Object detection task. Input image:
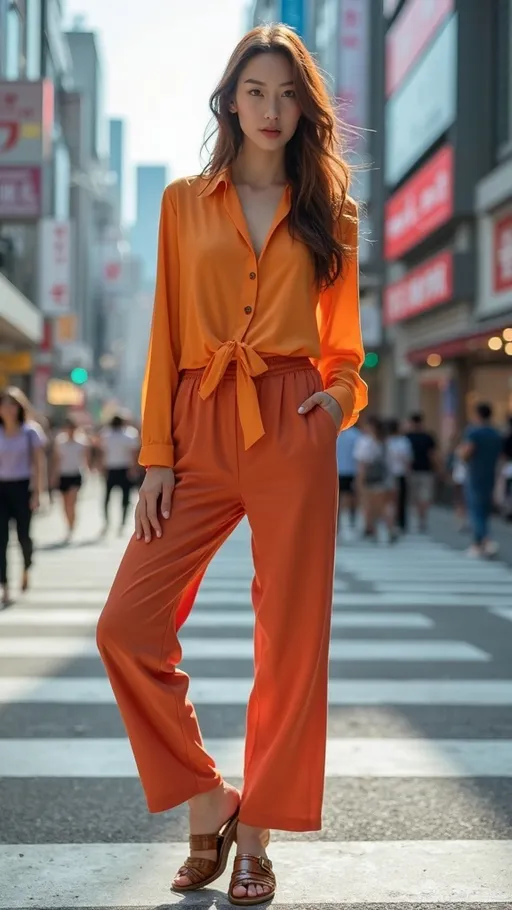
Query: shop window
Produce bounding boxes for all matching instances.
[25,0,41,79]
[5,1,23,79]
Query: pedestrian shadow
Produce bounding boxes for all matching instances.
[154,888,276,907]
[36,535,106,551]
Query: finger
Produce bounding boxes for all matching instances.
[138,496,152,543]
[146,495,162,537]
[160,483,173,519]
[298,392,322,414]
[135,504,143,540]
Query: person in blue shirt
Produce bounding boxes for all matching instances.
[336,424,362,534]
[457,402,503,558]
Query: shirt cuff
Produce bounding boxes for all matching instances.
[325,385,356,432]
[138,443,175,469]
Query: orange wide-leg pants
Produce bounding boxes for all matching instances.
[96,356,338,831]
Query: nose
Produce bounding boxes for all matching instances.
[264,98,280,122]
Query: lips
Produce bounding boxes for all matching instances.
[260,129,281,137]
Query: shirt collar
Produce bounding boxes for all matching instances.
[201,168,230,197]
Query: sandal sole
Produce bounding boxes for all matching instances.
[171,806,240,892]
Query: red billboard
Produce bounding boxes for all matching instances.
[384,251,453,325]
[0,166,41,218]
[384,145,453,261]
[493,212,512,294]
[386,0,454,96]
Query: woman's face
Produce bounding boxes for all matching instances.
[0,396,20,424]
[232,52,301,153]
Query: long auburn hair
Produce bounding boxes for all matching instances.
[202,24,353,289]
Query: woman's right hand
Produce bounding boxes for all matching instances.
[135,466,175,542]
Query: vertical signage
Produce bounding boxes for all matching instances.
[38,219,71,315]
[280,0,305,37]
[337,0,370,201]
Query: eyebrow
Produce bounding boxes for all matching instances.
[244,79,294,86]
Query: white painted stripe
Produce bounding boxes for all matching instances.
[1,841,511,906]
[0,637,488,661]
[376,582,512,594]
[0,608,433,630]
[1,738,511,778]
[491,607,512,622]
[13,591,512,607]
[1,677,511,706]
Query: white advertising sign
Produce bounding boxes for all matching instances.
[385,15,457,187]
[38,219,71,316]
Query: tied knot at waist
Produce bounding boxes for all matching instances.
[198,341,269,450]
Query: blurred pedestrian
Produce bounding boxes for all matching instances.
[336,423,361,536]
[97,23,368,907]
[385,418,413,534]
[457,402,503,558]
[0,389,45,605]
[52,417,91,542]
[407,412,438,532]
[501,416,512,522]
[99,414,140,535]
[448,444,468,531]
[355,417,393,541]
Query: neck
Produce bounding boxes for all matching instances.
[3,420,18,433]
[231,141,286,189]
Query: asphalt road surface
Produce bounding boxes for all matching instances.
[1,485,512,908]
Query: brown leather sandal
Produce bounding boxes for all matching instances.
[171,805,240,892]
[228,854,276,906]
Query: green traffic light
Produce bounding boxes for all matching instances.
[364,352,379,369]
[70,367,89,385]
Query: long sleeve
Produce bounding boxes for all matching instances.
[139,187,180,468]
[315,198,368,431]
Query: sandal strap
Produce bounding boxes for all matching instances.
[230,853,275,890]
[189,833,219,851]
[176,856,217,884]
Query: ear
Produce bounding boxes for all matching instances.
[229,100,237,113]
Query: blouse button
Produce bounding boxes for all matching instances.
[249,271,256,280]
[244,305,253,314]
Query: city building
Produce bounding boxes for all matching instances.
[380,0,512,444]
[0,0,74,399]
[108,118,125,225]
[130,165,168,287]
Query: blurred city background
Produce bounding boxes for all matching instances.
[1,0,511,445]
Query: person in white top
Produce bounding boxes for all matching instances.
[99,414,140,534]
[52,417,91,541]
[385,418,413,534]
[354,416,394,541]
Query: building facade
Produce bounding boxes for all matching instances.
[380,0,512,445]
[130,165,168,287]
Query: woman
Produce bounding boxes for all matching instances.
[355,417,392,541]
[52,417,91,541]
[99,414,140,535]
[0,389,45,605]
[97,25,367,906]
[385,418,413,535]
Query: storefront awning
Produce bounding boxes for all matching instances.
[407,315,512,363]
[0,272,42,345]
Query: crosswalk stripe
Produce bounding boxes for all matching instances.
[0,608,434,629]
[490,607,512,622]
[2,737,512,777]
[1,676,511,705]
[1,840,511,906]
[0,636,489,661]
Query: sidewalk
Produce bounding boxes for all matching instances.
[429,505,512,569]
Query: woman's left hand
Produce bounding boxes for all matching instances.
[30,491,40,512]
[298,391,343,430]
